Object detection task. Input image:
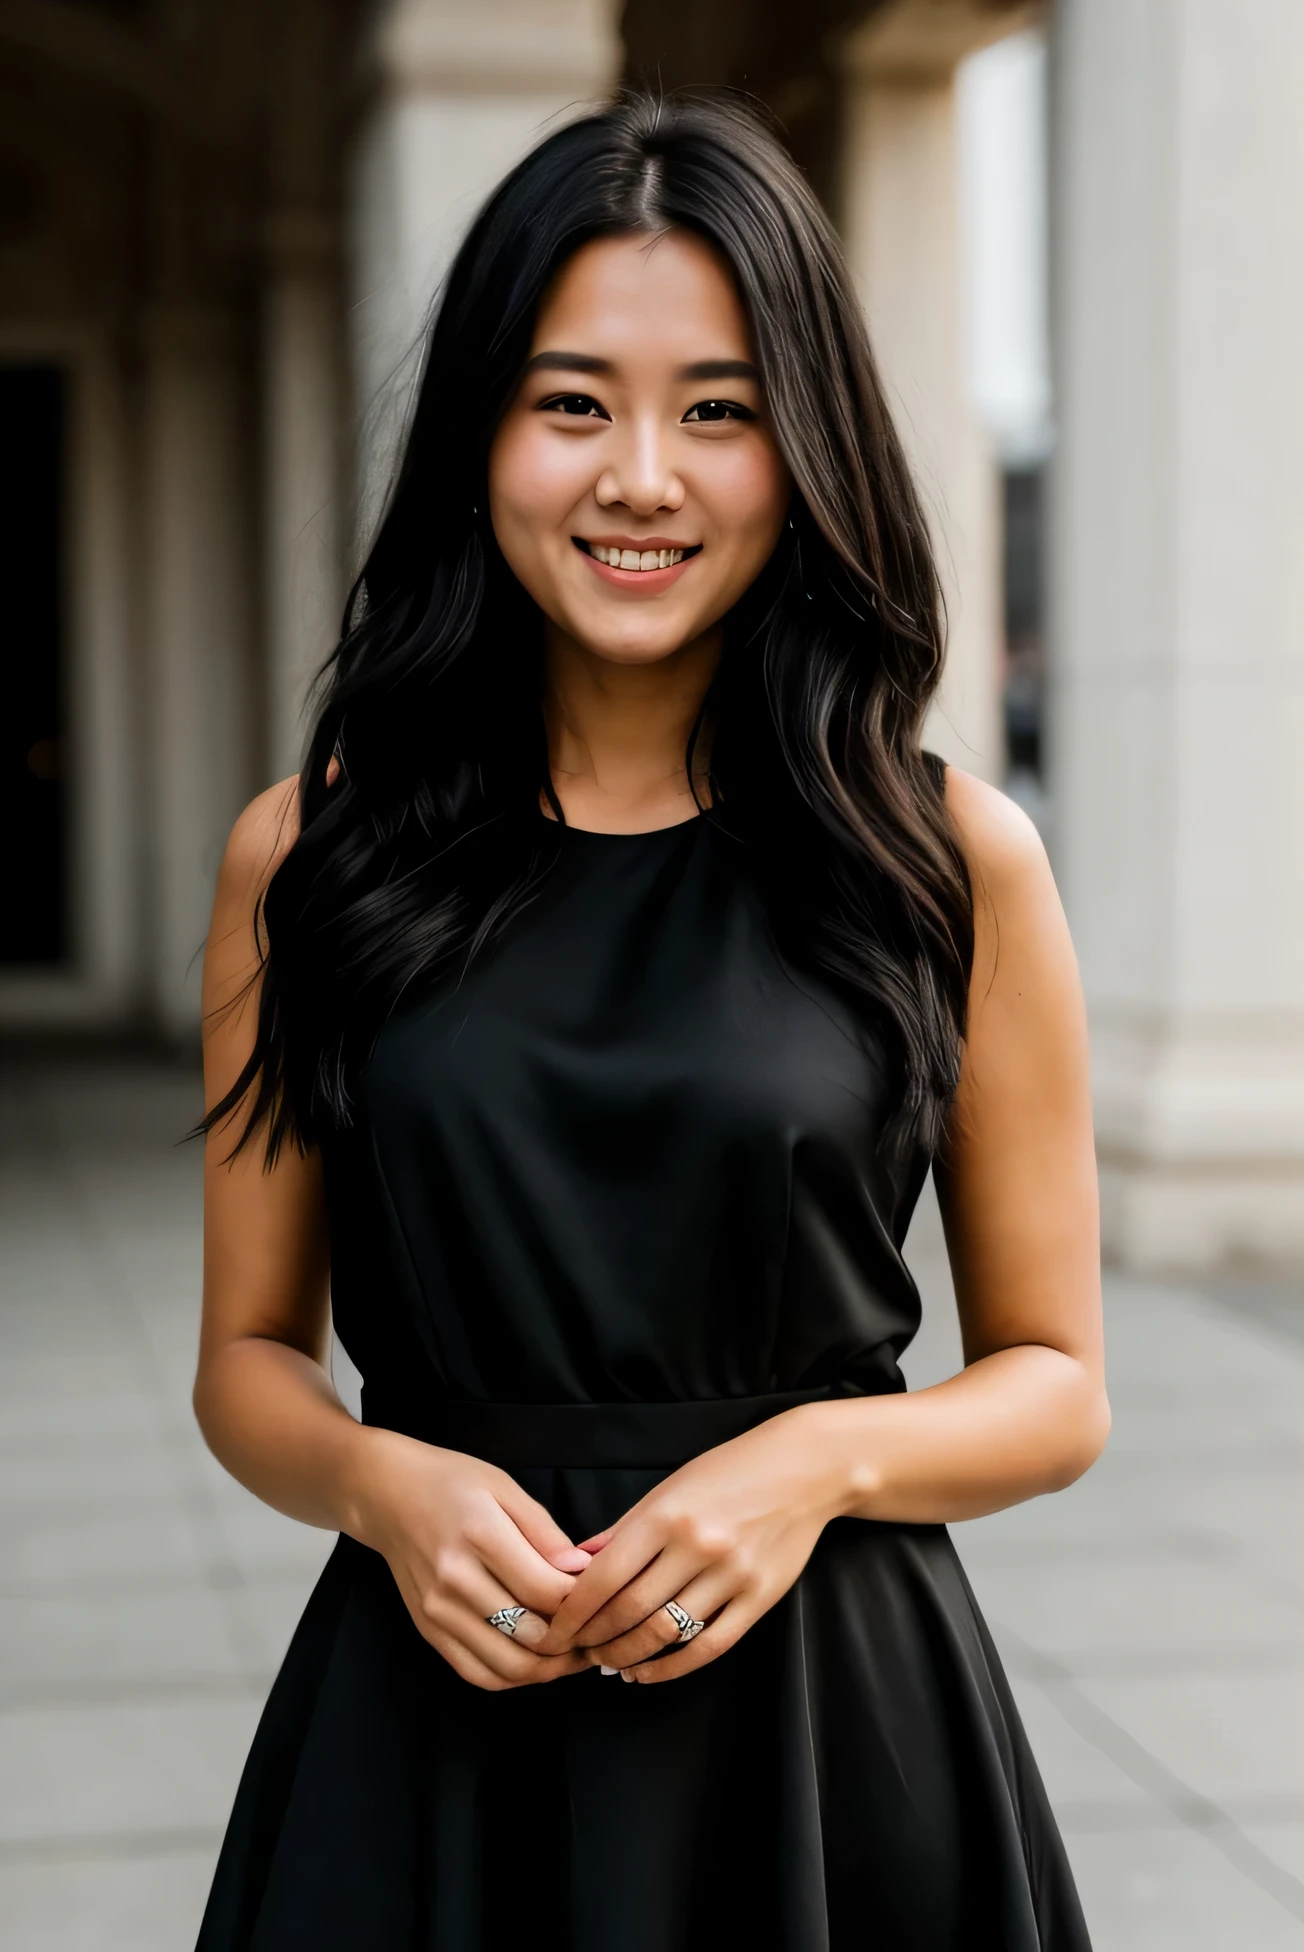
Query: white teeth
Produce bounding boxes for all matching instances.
[589,544,689,570]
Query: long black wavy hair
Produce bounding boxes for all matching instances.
[209,91,973,1163]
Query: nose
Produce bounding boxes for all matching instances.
[593,412,685,517]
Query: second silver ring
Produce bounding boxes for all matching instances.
[664,1599,706,1644]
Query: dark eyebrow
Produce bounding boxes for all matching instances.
[522,351,613,376]
[522,352,760,384]
[676,359,760,383]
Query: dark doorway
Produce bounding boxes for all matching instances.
[0,363,67,964]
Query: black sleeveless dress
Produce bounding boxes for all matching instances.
[197,801,1091,1951]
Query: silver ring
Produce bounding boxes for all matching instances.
[486,1605,528,1638]
[665,1600,705,1644]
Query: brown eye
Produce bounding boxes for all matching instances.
[539,393,609,419]
[683,399,755,423]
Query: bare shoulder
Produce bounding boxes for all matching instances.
[938,764,1076,1004]
[203,779,302,1017]
[216,777,302,910]
[941,764,1050,905]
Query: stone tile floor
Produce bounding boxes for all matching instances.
[2,1053,1303,1950]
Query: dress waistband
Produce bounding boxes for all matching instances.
[360,1383,853,1470]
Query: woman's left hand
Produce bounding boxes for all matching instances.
[533,1406,848,1683]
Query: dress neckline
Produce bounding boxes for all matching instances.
[537,802,716,840]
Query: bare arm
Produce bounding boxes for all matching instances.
[194,779,591,1691]
[816,762,1108,1522]
[194,778,362,1533]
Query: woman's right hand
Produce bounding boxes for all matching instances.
[350,1426,594,1691]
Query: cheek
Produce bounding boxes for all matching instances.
[490,422,590,543]
[698,444,789,554]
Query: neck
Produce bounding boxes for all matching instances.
[540,623,719,829]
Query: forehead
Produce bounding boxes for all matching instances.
[530,229,754,363]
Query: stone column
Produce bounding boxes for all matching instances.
[263,245,345,782]
[839,3,1036,783]
[142,307,254,1038]
[1051,0,1304,1268]
[263,0,347,783]
[347,0,622,521]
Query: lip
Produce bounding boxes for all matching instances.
[583,535,697,554]
[572,535,701,595]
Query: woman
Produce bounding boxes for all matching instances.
[194,92,1106,1951]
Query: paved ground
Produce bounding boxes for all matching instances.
[2,1053,1304,1951]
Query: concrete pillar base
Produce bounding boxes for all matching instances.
[1094,1016,1304,1272]
[1100,1169,1304,1276]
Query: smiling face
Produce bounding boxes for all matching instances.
[488,228,791,668]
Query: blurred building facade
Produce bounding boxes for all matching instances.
[2,0,1301,1272]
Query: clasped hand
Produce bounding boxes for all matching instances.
[539,1410,845,1683]
[358,1410,845,1692]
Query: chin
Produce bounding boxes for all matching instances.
[571,620,702,665]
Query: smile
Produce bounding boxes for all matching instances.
[574,539,702,573]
